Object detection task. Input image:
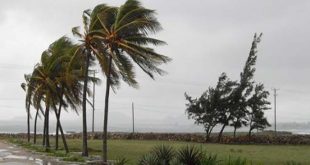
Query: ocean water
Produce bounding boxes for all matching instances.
[1,121,310,135]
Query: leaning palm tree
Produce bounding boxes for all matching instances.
[27,37,84,152]
[94,0,170,162]
[43,37,84,151]
[22,76,45,144]
[71,6,122,156]
[54,38,97,150]
[29,65,52,150]
[44,37,89,153]
[72,0,169,161]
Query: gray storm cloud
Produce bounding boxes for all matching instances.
[0,0,310,133]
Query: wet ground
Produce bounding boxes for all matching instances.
[0,140,70,165]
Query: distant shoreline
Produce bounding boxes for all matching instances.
[2,131,310,145]
[1,130,310,135]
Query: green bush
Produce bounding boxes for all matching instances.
[176,145,205,165]
[139,145,221,165]
[138,153,158,165]
[152,145,175,165]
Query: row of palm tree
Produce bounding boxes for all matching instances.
[22,0,170,163]
[22,37,89,153]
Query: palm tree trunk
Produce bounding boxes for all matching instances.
[34,110,38,144]
[103,55,113,163]
[55,120,59,149]
[53,105,69,153]
[42,114,46,146]
[27,109,30,142]
[81,50,91,157]
[55,103,62,150]
[44,106,50,150]
[58,118,69,153]
[40,107,45,146]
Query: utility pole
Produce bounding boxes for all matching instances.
[273,88,279,136]
[89,70,98,134]
[132,102,135,133]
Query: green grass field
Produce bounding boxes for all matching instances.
[12,138,310,165]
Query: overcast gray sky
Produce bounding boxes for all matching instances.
[1,0,310,133]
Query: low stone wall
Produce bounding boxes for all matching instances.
[2,132,310,145]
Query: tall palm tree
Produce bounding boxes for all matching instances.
[72,1,169,160]
[54,40,94,151]
[21,77,31,143]
[24,69,51,147]
[71,7,121,156]
[29,64,52,150]
[93,0,170,162]
[23,74,46,144]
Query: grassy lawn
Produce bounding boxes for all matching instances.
[10,138,310,164]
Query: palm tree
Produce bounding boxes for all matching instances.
[71,6,121,156]
[21,86,31,143]
[26,37,84,152]
[94,0,171,162]
[29,64,52,150]
[33,108,40,144]
[72,0,169,160]
[24,69,51,147]
[44,37,89,153]
[46,37,81,151]
[54,39,95,151]
[21,78,31,143]
[22,74,46,144]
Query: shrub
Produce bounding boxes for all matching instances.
[176,145,205,165]
[138,153,158,165]
[152,145,175,165]
[139,145,212,165]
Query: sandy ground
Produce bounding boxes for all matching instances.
[0,140,69,165]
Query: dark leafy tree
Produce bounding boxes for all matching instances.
[185,33,269,142]
[227,33,262,139]
[185,88,218,142]
[185,73,238,142]
[214,73,238,142]
[247,83,271,137]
